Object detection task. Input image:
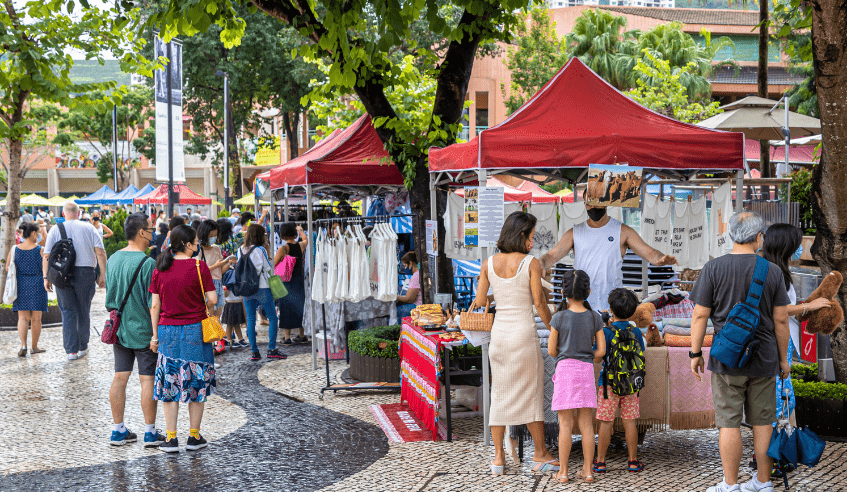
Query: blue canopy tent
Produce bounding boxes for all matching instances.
[75,185,118,205]
[119,183,155,205]
[108,184,139,205]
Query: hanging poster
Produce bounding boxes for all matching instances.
[463,187,479,247]
[585,164,643,208]
[478,187,505,247]
[425,220,438,256]
[154,35,185,183]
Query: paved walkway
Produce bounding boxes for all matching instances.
[0,289,843,491]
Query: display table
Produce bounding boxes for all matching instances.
[398,319,482,442]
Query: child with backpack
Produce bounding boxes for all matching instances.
[548,270,606,484]
[595,287,646,474]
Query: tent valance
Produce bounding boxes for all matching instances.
[429,58,745,175]
[76,185,118,205]
[133,184,211,205]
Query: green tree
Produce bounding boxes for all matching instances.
[145,0,533,299]
[565,8,638,89]
[53,86,152,190]
[0,102,66,188]
[626,51,723,123]
[103,208,129,256]
[500,7,568,115]
[0,1,148,292]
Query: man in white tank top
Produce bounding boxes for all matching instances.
[540,198,676,311]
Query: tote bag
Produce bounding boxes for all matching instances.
[3,246,17,305]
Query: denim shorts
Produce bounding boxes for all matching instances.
[213,279,224,309]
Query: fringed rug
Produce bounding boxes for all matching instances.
[369,403,452,443]
[668,346,716,429]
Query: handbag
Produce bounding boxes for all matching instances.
[196,260,225,343]
[3,246,17,305]
[268,274,288,300]
[102,256,150,344]
[460,299,494,332]
[275,255,296,282]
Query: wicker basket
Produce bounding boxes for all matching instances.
[460,300,494,332]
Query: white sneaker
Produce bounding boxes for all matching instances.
[79,348,89,358]
[707,482,740,492]
[68,353,79,360]
[740,473,774,492]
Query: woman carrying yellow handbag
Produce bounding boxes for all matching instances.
[149,225,218,453]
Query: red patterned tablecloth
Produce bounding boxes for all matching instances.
[398,319,448,441]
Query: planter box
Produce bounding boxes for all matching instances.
[0,305,61,329]
[795,396,847,438]
[349,350,400,383]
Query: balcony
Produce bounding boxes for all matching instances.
[475,125,489,136]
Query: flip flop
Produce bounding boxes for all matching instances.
[532,460,560,472]
[578,470,595,483]
[30,348,46,354]
[554,471,569,483]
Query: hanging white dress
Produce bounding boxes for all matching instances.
[557,202,588,266]
[527,202,558,259]
[325,237,339,303]
[311,230,327,304]
[640,193,673,255]
[444,192,475,261]
[709,182,733,258]
[335,232,350,301]
[671,200,690,269]
[684,196,709,270]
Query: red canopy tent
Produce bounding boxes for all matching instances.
[454,178,532,202]
[260,114,404,190]
[429,57,745,175]
[514,179,560,203]
[133,184,211,205]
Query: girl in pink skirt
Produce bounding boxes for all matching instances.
[548,270,606,483]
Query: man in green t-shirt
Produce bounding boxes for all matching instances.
[104,213,164,447]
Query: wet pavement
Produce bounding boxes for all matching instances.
[1,288,845,491]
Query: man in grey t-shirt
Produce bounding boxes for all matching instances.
[689,212,790,492]
[42,201,107,361]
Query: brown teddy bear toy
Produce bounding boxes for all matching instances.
[797,271,844,335]
[645,324,664,347]
[627,302,656,328]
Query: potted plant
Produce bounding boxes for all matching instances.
[792,378,847,437]
[348,325,402,383]
[0,299,61,328]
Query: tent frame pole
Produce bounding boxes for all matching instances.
[429,172,438,299]
[735,170,744,213]
[307,184,317,371]
[476,168,491,448]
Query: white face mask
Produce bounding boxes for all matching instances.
[208,237,217,245]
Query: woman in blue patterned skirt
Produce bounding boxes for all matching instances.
[6,223,47,357]
[274,223,308,344]
[149,225,217,453]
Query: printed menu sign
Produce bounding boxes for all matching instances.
[477,187,505,247]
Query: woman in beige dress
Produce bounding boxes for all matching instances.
[472,211,557,475]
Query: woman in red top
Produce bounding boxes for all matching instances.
[149,225,217,453]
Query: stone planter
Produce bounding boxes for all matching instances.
[795,396,847,438]
[0,304,62,329]
[349,350,400,383]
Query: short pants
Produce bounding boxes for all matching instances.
[213,279,225,309]
[711,372,776,428]
[114,341,157,376]
[596,387,640,421]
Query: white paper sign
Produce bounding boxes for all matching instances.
[425,220,437,256]
[477,187,505,247]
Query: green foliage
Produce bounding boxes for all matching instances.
[348,325,402,359]
[782,168,815,234]
[626,52,723,123]
[96,154,113,185]
[0,299,57,310]
[565,8,637,90]
[103,209,129,257]
[791,363,818,379]
[501,7,568,115]
[785,64,818,118]
[218,210,230,219]
[793,379,847,401]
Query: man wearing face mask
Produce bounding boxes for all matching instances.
[104,213,165,447]
[540,190,676,312]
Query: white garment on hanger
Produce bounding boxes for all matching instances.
[527,203,558,259]
[709,182,733,258]
[685,196,709,270]
[640,193,672,255]
[311,230,328,304]
[325,236,339,303]
[444,192,476,261]
[335,233,350,301]
[557,202,588,266]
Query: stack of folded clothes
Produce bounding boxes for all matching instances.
[658,317,714,347]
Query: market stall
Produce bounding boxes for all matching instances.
[132,183,212,206]
[427,57,747,444]
[75,185,118,205]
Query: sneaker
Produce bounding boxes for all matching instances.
[214,362,221,369]
[159,437,179,453]
[267,349,287,360]
[250,351,261,361]
[237,339,249,348]
[68,353,79,360]
[293,335,309,344]
[185,434,208,451]
[144,430,166,448]
[78,348,89,358]
[740,473,774,492]
[707,482,741,492]
[282,338,293,345]
[110,429,138,446]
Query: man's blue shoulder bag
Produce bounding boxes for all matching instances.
[711,256,770,368]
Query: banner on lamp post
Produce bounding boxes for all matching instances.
[154,36,185,183]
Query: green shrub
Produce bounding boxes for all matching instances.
[793,379,847,400]
[103,209,129,257]
[781,169,815,235]
[791,363,818,378]
[0,299,58,309]
[348,325,401,359]
[218,210,230,219]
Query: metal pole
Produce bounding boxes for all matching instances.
[476,168,490,447]
[735,169,744,213]
[223,74,230,210]
[307,184,317,370]
[784,95,790,179]
[639,173,649,300]
[112,105,118,191]
[166,42,174,218]
[429,173,437,298]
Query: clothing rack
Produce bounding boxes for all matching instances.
[311,213,417,399]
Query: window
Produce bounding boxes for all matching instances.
[475,91,489,136]
[183,120,191,140]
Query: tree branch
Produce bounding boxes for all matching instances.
[251,0,327,44]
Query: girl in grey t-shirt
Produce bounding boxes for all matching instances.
[547,270,606,483]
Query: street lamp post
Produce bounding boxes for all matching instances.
[215,70,230,210]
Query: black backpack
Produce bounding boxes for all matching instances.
[603,324,646,398]
[233,246,260,297]
[47,223,76,289]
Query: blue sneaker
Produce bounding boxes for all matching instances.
[144,430,166,448]
[110,429,138,446]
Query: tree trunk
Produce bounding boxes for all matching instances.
[758,0,771,198]
[282,111,299,160]
[0,131,24,297]
[809,0,847,384]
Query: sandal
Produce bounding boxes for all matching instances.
[628,460,644,473]
[577,470,595,483]
[18,347,27,357]
[593,460,606,474]
[30,348,46,354]
[531,460,559,472]
[554,471,569,483]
